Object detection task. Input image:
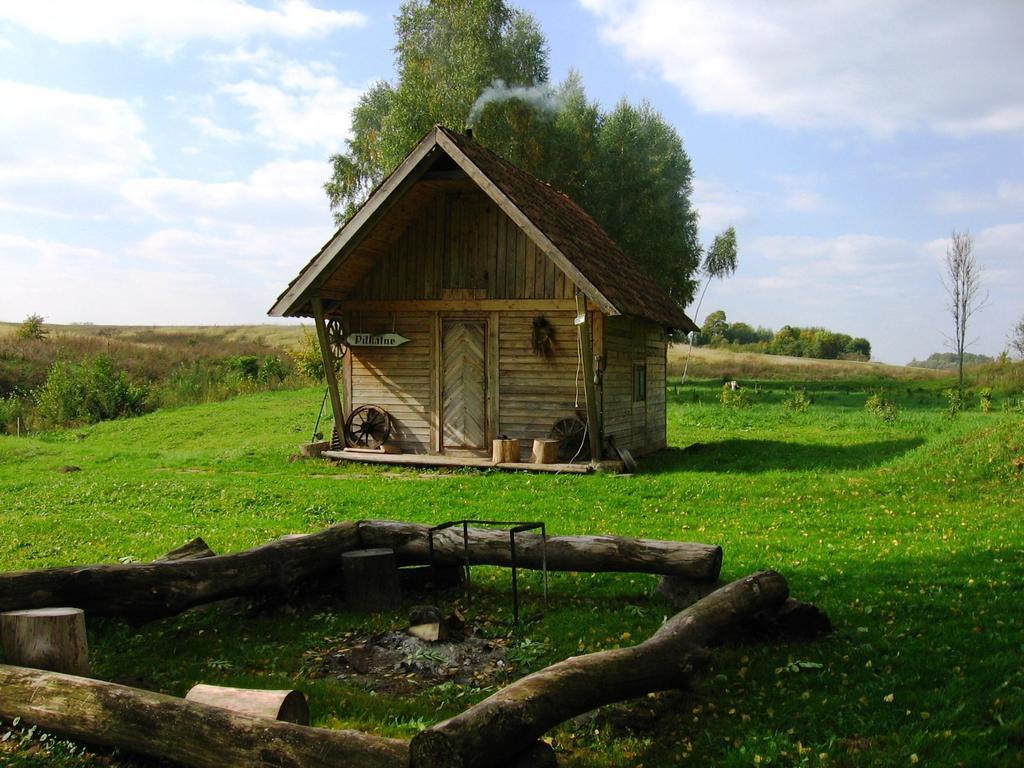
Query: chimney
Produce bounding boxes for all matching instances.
[464,127,473,141]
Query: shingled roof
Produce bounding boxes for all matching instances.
[270,125,697,332]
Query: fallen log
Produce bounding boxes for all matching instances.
[658,577,832,640]
[0,663,408,768]
[0,522,361,621]
[409,571,788,768]
[358,520,723,581]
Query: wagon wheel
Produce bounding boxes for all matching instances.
[550,415,589,461]
[325,318,347,360]
[345,405,392,449]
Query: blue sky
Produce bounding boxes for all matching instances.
[0,1,1021,364]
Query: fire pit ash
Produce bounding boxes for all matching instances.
[304,606,510,695]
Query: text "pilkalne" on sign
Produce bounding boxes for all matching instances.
[345,333,410,347]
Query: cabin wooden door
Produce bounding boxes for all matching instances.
[441,319,487,450]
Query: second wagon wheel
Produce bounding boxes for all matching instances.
[345,405,393,449]
[550,415,590,461]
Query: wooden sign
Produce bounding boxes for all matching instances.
[346,332,409,347]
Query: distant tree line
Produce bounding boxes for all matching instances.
[691,310,872,360]
[908,352,995,370]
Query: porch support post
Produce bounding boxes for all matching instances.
[311,296,346,444]
[575,292,603,462]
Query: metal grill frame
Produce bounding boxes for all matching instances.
[427,519,547,625]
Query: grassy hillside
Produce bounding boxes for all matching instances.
[0,321,307,348]
[1,379,1021,767]
[0,322,314,433]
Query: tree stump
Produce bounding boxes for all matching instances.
[492,438,521,463]
[531,439,560,464]
[185,684,310,725]
[342,548,402,613]
[155,537,216,562]
[0,607,89,676]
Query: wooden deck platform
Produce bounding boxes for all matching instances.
[323,449,598,474]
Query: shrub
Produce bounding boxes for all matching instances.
[293,327,337,382]
[0,392,25,433]
[944,387,969,418]
[865,391,899,423]
[979,387,993,413]
[782,388,812,413]
[34,355,148,427]
[258,354,288,384]
[720,382,751,408]
[17,313,48,341]
[34,360,87,425]
[226,355,260,381]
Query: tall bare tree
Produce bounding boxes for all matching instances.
[941,230,987,388]
[1010,315,1024,359]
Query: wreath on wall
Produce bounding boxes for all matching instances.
[532,316,556,358]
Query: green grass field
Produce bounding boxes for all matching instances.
[1,378,1022,767]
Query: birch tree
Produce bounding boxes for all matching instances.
[942,230,986,388]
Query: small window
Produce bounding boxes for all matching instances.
[633,363,647,402]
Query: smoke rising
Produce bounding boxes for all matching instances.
[466,79,562,128]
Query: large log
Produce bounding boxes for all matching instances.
[409,571,788,768]
[658,576,832,640]
[0,522,361,621]
[0,664,408,768]
[358,520,723,581]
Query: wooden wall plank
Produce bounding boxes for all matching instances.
[348,311,433,451]
[497,310,579,443]
[347,188,582,304]
[487,313,500,445]
[524,236,536,299]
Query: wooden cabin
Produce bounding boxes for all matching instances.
[270,126,697,465]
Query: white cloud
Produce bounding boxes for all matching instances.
[190,116,246,143]
[929,181,1024,215]
[0,223,329,325]
[692,178,749,234]
[581,0,1024,137]
[0,80,152,218]
[928,223,1024,272]
[996,182,1024,206]
[121,159,331,227]
[775,174,829,214]
[0,232,108,263]
[220,62,362,152]
[0,1,367,57]
[748,234,925,295]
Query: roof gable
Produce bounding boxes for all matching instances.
[270,126,696,331]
